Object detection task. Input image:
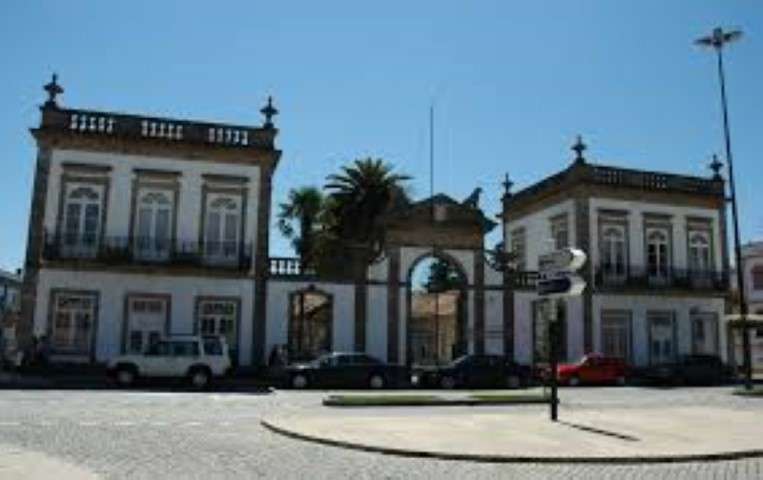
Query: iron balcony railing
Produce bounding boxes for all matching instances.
[594,264,729,291]
[42,232,252,271]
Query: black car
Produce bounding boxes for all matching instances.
[412,354,532,389]
[284,352,409,389]
[640,354,733,386]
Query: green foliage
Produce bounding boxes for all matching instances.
[276,186,324,265]
[424,258,463,293]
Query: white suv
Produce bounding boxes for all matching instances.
[107,336,231,389]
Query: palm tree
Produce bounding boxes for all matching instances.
[324,158,410,252]
[276,186,324,265]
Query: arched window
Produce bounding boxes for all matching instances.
[62,185,102,256]
[134,191,172,260]
[647,229,670,279]
[288,290,332,362]
[601,226,626,279]
[688,232,711,274]
[204,196,241,261]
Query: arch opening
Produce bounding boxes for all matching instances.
[407,254,468,366]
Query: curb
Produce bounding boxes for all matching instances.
[260,418,763,465]
[322,398,550,407]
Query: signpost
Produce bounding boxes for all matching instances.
[537,247,587,422]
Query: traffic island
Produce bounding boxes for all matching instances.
[262,405,763,463]
[323,392,550,407]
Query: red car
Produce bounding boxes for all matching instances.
[556,354,628,386]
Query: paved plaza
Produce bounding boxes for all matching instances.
[0,386,761,479]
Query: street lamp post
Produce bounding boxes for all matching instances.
[695,27,752,390]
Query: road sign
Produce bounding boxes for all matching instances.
[538,248,587,276]
[537,273,586,296]
[537,248,587,297]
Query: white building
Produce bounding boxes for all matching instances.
[19,78,733,371]
[20,78,280,366]
[502,140,730,367]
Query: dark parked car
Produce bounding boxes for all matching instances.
[640,354,733,386]
[412,354,532,389]
[284,352,409,389]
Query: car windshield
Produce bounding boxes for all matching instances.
[449,355,470,367]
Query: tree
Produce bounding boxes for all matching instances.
[276,186,324,265]
[424,258,463,293]
[323,158,410,268]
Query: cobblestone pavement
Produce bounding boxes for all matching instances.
[0,386,760,479]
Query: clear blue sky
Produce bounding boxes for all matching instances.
[1,1,761,271]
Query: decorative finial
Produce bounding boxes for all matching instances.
[43,73,64,108]
[501,173,513,199]
[709,154,724,180]
[572,135,587,164]
[260,96,278,128]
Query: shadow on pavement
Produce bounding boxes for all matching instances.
[558,420,640,442]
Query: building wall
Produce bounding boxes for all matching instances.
[588,198,723,272]
[592,294,726,365]
[34,268,254,364]
[504,199,576,269]
[265,280,355,360]
[366,285,388,360]
[44,149,261,250]
[484,289,504,354]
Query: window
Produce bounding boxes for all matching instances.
[752,266,763,291]
[601,311,631,360]
[171,341,199,357]
[600,225,627,281]
[125,296,167,354]
[204,196,241,263]
[646,228,670,281]
[196,298,238,351]
[691,312,718,355]
[51,292,97,354]
[688,231,711,274]
[550,215,569,250]
[648,312,675,364]
[510,227,526,271]
[62,185,103,257]
[134,190,173,261]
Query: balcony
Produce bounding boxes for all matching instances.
[42,233,252,271]
[594,265,729,292]
[269,257,316,277]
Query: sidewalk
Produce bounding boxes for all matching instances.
[262,404,763,463]
[0,444,97,480]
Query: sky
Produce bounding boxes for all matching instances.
[0,1,761,271]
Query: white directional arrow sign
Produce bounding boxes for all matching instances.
[537,248,587,297]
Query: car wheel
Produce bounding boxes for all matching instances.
[568,375,580,387]
[615,375,627,386]
[506,375,521,389]
[115,367,136,388]
[189,368,211,390]
[291,374,308,389]
[440,376,456,389]
[369,374,386,389]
